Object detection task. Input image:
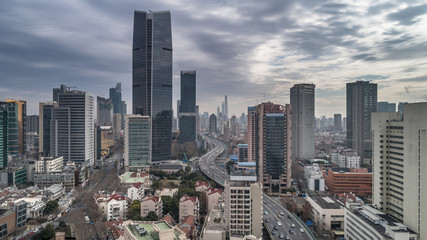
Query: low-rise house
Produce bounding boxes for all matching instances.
[178,215,196,239]
[195,181,210,192]
[206,188,222,212]
[94,192,131,221]
[19,197,46,219]
[155,187,178,197]
[140,195,163,218]
[179,195,199,221]
[127,182,145,201]
[44,184,65,201]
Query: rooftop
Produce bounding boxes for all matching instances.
[308,195,344,209]
[126,223,156,240]
[204,207,226,231]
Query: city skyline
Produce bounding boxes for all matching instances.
[1,1,427,118]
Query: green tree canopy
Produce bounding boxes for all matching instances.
[144,211,159,221]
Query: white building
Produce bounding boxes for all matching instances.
[331,149,360,168]
[19,197,45,219]
[35,156,63,173]
[305,195,345,235]
[51,90,94,166]
[372,103,427,239]
[225,172,262,239]
[44,184,65,200]
[124,115,151,172]
[127,182,145,201]
[155,187,178,197]
[141,195,163,218]
[106,194,130,221]
[304,163,325,191]
[344,201,417,240]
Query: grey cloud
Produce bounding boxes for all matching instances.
[387,4,427,25]
[397,75,427,82]
[351,53,378,62]
[368,3,396,15]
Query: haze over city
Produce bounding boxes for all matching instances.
[1,0,427,117]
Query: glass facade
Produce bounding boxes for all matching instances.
[132,11,172,161]
[265,113,285,179]
[125,115,151,170]
[346,81,377,159]
[179,71,197,142]
[0,102,7,169]
[6,100,26,155]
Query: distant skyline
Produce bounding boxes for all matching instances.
[1,0,427,117]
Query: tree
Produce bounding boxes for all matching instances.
[162,196,179,221]
[225,161,235,174]
[144,211,159,221]
[128,200,143,220]
[33,224,55,240]
[152,180,161,191]
[185,166,191,173]
[43,200,59,214]
[199,192,207,216]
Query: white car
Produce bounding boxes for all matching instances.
[277,222,282,226]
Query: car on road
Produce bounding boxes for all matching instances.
[289,230,294,234]
[287,215,292,219]
[279,233,284,239]
[274,225,279,230]
[277,222,282,226]
[291,223,295,228]
[265,219,270,223]
[280,211,284,216]
[299,228,305,233]
[264,211,268,215]
[285,235,290,240]
[272,230,277,235]
[278,214,281,218]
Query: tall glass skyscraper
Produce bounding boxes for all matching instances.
[6,100,26,155]
[0,102,7,169]
[346,81,377,161]
[39,101,58,155]
[132,10,172,162]
[179,70,197,142]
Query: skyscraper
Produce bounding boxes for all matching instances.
[26,115,39,133]
[333,114,342,132]
[132,10,172,162]
[124,115,151,172]
[377,101,396,112]
[51,90,94,165]
[290,83,315,161]
[179,70,197,142]
[247,106,257,163]
[253,102,292,195]
[97,96,113,126]
[6,100,26,155]
[109,83,122,115]
[372,103,427,239]
[39,101,58,155]
[53,84,68,102]
[209,114,217,133]
[346,81,377,161]
[224,95,228,119]
[0,102,7,169]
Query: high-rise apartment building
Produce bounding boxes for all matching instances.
[39,101,58,155]
[132,10,172,162]
[290,84,315,161]
[346,81,377,161]
[6,100,26,155]
[124,115,151,172]
[179,70,197,142]
[247,106,257,163]
[0,102,7,169]
[225,171,262,239]
[51,90,94,166]
[224,95,228,119]
[26,115,39,133]
[333,114,342,132]
[250,102,292,194]
[97,96,113,126]
[209,114,217,133]
[372,103,427,239]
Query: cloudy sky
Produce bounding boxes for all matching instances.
[1,0,427,117]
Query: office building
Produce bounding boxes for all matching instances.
[343,117,347,132]
[95,126,115,161]
[113,113,122,137]
[224,95,228,119]
[237,144,248,162]
[331,149,361,168]
[0,102,7,169]
[253,102,292,194]
[398,102,408,113]
[225,170,262,239]
[52,84,68,102]
[97,96,113,126]
[247,106,257,163]
[132,10,172,162]
[6,100,26,155]
[323,168,372,198]
[25,132,38,152]
[333,114,342,132]
[34,156,63,174]
[51,89,94,166]
[209,114,217,133]
[346,81,377,161]
[344,201,417,240]
[290,83,315,161]
[372,103,427,239]
[26,115,39,133]
[39,101,58,155]
[34,170,75,192]
[179,70,197,142]
[377,101,396,112]
[304,164,325,191]
[124,115,151,172]
[110,83,122,116]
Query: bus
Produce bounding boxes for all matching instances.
[85,216,90,223]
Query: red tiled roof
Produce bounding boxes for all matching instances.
[178,215,195,237]
[161,213,175,226]
[180,194,197,203]
[143,195,160,203]
[130,172,149,178]
[107,194,128,202]
[132,182,143,188]
[195,181,209,188]
[207,188,222,196]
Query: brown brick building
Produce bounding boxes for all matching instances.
[322,168,372,198]
[0,209,17,238]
